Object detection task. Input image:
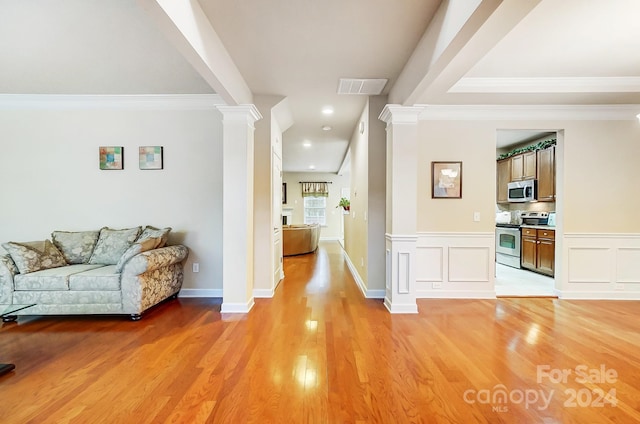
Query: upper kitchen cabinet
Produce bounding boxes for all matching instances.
[496,159,511,203]
[537,146,555,201]
[511,151,536,181]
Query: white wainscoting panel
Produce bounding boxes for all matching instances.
[616,248,640,284]
[415,247,443,282]
[567,247,612,283]
[448,246,491,282]
[562,233,640,299]
[398,252,411,294]
[416,232,495,298]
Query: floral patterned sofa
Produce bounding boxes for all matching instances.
[0,226,188,321]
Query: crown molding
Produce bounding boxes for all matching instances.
[416,104,640,121]
[216,104,263,122]
[0,94,226,110]
[450,77,640,93]
[378,104,423,125]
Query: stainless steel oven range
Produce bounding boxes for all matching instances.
[496,224,521,269]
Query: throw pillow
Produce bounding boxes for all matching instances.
[88,227,142,265]
[1,254,19,275]
[137,226,171,248]
[1,240,67,274]
[114,237,161,273]
[51,230,101,264]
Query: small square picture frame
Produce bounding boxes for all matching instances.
[139,146,163,170]
[432,161,462,199]
[99,146,124,170]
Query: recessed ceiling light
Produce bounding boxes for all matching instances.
[303,141,312,148]
[322,106,334,115]
[322,125,332,131]
[309,165,315,170]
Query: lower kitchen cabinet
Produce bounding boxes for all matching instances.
[521,228,555,277]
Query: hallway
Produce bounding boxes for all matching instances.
[2,241,640,423]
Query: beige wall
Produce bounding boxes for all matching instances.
[366,96,387,291]
[561,121,640,233]
[343,96,387,293]
[417,121,496,233]
[281,172,349,240]
[0,107,224,291]
[416,119,640,234]
[345,102,370,283]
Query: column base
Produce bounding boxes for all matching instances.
[384,297,418,314]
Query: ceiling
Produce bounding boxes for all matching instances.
[2,0,640,169]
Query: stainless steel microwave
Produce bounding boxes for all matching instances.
[508,179,536,202]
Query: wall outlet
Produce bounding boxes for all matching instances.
[614,283,624,291]
[473,212,481,222]
[432,282,442,289]
[192,263,199,273]
[361,257,364,267]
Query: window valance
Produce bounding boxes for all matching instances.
[301,182,329,197]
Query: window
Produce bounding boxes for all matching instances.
[304,196,326,225]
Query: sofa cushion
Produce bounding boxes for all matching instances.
[51,230,101,264]
[14,264,105,291]
[2,240,67,274]
[137,226,171,248]
[89,227,141,265]
[114,237,161,273]
[69,265,121,291]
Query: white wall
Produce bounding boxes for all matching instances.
[281,172,349,240]
[253,95,285,297]
[0,104,224,292]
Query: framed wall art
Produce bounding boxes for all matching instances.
[99,146,124,170]
[432,161,462,199]
[139,146,163,170]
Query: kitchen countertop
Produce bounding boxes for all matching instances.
[520,224,556,230]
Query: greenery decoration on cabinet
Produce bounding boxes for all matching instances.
[497,138,556,160]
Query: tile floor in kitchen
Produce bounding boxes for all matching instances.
[495,262,556,297]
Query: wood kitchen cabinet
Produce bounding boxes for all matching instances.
[496,158,511,203]
[521,228,555,276]
[536,146,555,201]
[511,151,536,181]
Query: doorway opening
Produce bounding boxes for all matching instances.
[495,129,560,297]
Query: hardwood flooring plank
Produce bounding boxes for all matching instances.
[2,242,640,423]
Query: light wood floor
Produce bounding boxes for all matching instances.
[2,241,639,423]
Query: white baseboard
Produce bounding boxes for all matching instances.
[221,298,255,314]
[178,289,222,298]
[253,288,274,298]
[416,290,496,299]
[384,298,418,314]
[558,291,640,300]
[342,249,385,299]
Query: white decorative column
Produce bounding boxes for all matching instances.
[218,105,263,313]
[379,105,423,313]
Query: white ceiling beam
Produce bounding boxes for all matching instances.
[138,0,252,106]
[389,0,486,105]
[391,0,543,106]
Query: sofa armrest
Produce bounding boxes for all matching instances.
[121,245,189,276]
[120,245,189,314]
[0,254,18,304]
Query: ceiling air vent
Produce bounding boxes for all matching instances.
[338,78,388,95]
